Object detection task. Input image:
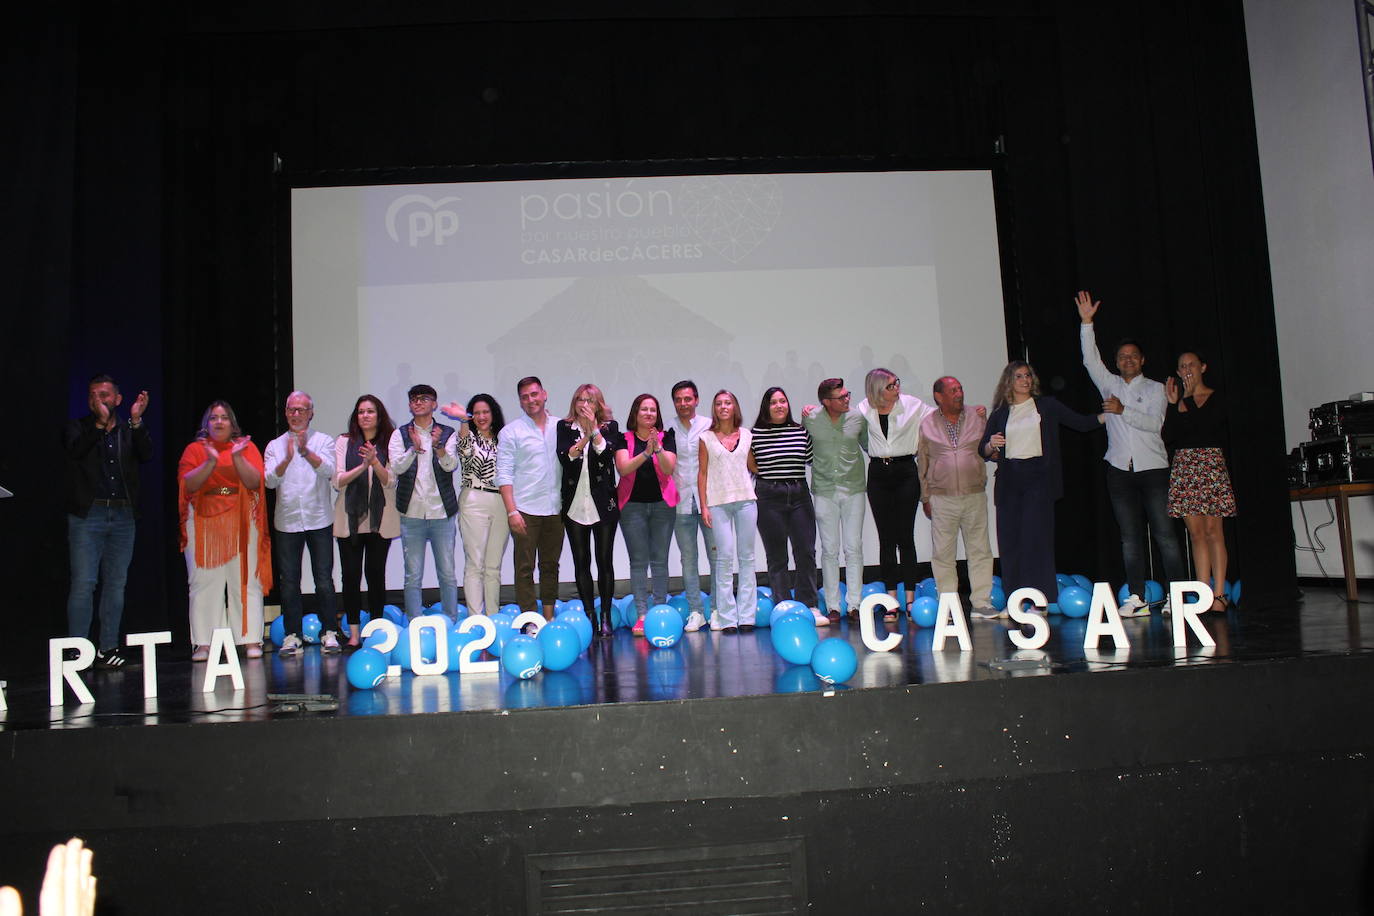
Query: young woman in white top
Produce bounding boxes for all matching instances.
[697,390,758,633]
[334,395,398,647]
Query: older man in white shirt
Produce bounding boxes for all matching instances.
[264,390,340,656]
[1077,290,1186,615]
[496,376,563,620]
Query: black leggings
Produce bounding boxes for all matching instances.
[866,456,920,595]
[563,516,618,616]
[337,532,392,627]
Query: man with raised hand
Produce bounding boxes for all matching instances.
[496,376,563,621]
[1077,289,1185,615]
[388,383,461,623]
[264,390,340,656]
[64,374,151,668]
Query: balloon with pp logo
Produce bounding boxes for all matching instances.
[810,638,858,685]
[644,605,685,648]
[501,634,544,679]
[346,648,388,690]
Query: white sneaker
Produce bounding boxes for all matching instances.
[811,609,830,627]
[279,633,303,657]
[709,616,726,632]
[684,611,707,632]
[321,630,341,653]
[1160,600,1172,616]
[971,606,1004,620]
[1119,595,1149,617]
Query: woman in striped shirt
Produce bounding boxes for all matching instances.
[749,387,825,625]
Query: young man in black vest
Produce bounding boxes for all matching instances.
[387,384,460,620]
[64,374,151,668]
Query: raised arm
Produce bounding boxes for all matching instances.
[1077,290,1115,394]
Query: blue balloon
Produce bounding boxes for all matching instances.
[405,619,439,663]
[1144,580,1165,604]
[698,590,711,608]
[667,594,691,617]
[1070,574,1093,592]
[453,603,467,618]
[771,612,820,664]
[363,626,395,657]
[554,599,567,613]
[538,620,581,671]
[447,628,479,671]
[555,609,593,651]
[428,602,444,614]
[911,596,939,627]
[489,617,518,658]
[896,582,906,607]
[989,584,1007,611]
[391,631,414,669]
[1117,582,1134,603]
[338,610,371,640]
[754,596,775,627]
[771,599,807,626]
[811,638,858,685]
[1046,603,1062,616]
[501,634,543,679]
[919,577,938,599]
[837,581,848,601]
[991,574,1002,588]
[346,648,388,690]
[1230,580,1242,604]
[644,605,685,648]
[269,616,286,646]
[499,603,521,615]
[564,598,585,615]
[1056,574,1073,591]
[382,604,406,626]
[302,613,321,644]
[756,585,773,599]
[861,581,886,597]
[1059,586,1091,618]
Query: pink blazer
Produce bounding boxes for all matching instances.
[616,430,680,510]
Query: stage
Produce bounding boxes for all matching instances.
[2,589,1372,913]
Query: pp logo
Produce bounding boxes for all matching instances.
[386,193,461,246]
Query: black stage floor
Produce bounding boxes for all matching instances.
[2,588,1372,914]
[1,587,1369,729]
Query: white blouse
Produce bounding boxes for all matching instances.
[1005,399,1044,459]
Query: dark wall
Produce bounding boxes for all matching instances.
[4,1,1295,669]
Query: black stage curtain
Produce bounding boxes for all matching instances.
[7,1,1296,668]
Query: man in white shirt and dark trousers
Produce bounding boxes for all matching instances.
[497,376,564,621]
[388,384,461,622]
[670,380,714,633]
[1076,290,1185,615]
[264,390,341,656]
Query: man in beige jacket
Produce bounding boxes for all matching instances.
[917,377,996,617]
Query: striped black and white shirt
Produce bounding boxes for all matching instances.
[749,424,813,480]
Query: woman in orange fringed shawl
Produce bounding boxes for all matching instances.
[178,401,273,661]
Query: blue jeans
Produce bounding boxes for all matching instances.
[274,525,338,636]
[400,514,458,619]
[710,499,758,627]
[1105,465,1186,598]
[621,499,676,615]
[674,510,715,615]
[67,505,136,651]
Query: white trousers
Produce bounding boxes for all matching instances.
[185,513,264,646]
[459,488,510,615]
[814,487,866,612]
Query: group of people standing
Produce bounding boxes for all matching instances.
[65,289,1237,664]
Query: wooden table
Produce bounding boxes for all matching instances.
[1290,481,1374,601]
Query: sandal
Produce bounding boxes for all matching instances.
[1208,595,1231,613]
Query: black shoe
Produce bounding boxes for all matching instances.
[739,624,755,633]
[597,609,613,638]
[95,648,130,669]
[723,626,739,635]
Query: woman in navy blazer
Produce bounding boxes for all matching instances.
[978,361,1103,612]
